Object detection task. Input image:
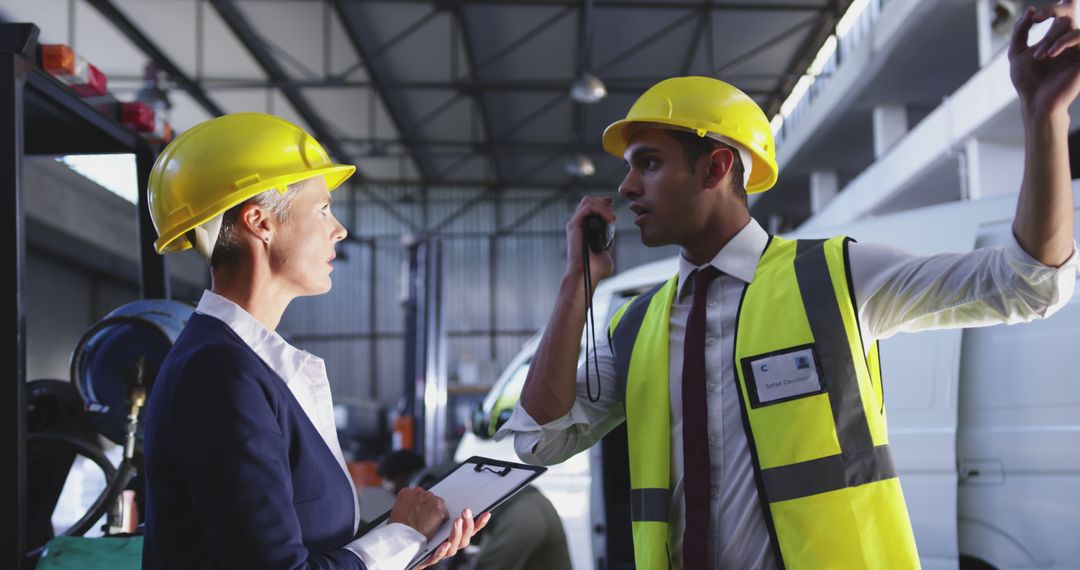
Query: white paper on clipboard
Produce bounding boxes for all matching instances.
[366,456,546,569]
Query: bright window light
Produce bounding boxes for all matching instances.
[771,114,785,134]
[836,0,871,39]
[771,0,874,130]
[59,154,139,204]
[808,36,838,77]
[780,74,815,118]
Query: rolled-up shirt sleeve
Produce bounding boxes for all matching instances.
[852,233,1079,341]
[494,326,627,467]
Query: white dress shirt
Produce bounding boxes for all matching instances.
[196,291,425,570]
[499,218,1078,569]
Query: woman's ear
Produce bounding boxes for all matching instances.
[238,202,275,243]
[704,146,736,189]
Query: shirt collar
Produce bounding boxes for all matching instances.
[195,290,314,385]
[676,217,769,299]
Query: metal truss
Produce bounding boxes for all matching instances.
[66,0,847,231]
[329,0,439,185]
[84,0,225,117]
[210,0,419,230]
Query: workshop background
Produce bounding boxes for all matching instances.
[4,0,1078,568]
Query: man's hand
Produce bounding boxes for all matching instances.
[387,487,448,539]
[1011,1,1080,120]
[565,196,616,287]
[1009,2,1079,267]
[414,509,492,569]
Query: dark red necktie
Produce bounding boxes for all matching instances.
[682,265,721,569]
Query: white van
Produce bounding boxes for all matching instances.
[456,188,1080,570]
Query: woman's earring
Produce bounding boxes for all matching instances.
[264,236,271,244]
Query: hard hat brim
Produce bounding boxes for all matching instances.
[602,118,778,193]
[154,163,356,254]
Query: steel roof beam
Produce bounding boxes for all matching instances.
[209,0,349,161]
[341,1,822,11]
[167,78,770,96]
[329,0,438,185]
[335,7,441,79]
[451,4,505,184]
[362,4,578,171]
[595,8,699,71]
[84,0,225,117]
[680,6,709,76]
[427,145,568,232]
[343,138,575,149]
[711,11,823,79]
[437,3,705,178]
[210,0,418,230]
[364,177,617,190]
[471,5,575,75]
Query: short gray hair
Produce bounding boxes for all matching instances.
[210,182,303,268]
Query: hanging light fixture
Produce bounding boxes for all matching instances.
[570,0,606,104]
[565,153,596,177]
[570,72,607,104]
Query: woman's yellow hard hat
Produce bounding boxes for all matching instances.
[602,76,778,193]
[148,112,356,254]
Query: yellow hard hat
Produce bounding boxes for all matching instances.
[602,76,778,193]
[148,112,356,254]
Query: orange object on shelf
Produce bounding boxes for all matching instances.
[40,44,75,73]
[40,44,108,97]
[142,117,174,144]
[392,414,414,450]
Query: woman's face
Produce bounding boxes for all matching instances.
[269,177,347,296]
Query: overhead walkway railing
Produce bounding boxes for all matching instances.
[770,0,889,145]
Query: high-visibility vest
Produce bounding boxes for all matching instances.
[608,235,919,569]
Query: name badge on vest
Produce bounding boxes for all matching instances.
[741,344,826,408]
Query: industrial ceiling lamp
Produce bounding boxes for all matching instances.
[570,0,605,104]
[570,72,607,104]
[565,152,596,177]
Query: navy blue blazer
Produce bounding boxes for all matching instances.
[143,313,367,569]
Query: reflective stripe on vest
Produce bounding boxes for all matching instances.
[609,236,919,569]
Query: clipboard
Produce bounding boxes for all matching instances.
[360,455,547,569]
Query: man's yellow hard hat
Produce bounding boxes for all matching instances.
[148,112,356,254]
[602,76,778,193]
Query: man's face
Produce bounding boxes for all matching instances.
[270,177,347,296]
[618,128,706,248]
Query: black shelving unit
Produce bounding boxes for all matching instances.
[1,22,168,569]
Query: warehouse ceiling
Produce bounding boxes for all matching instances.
[1,0,851,193]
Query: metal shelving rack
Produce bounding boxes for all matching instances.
[1,22,168,569]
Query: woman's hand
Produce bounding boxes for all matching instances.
[413,509,492,569]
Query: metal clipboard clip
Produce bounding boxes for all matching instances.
[473,462,512,476]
